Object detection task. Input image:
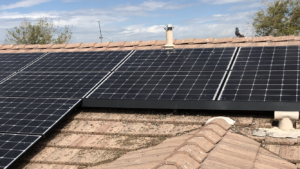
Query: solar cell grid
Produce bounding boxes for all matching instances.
[219,70,300,102]
[116,48,236,71]
[0,133,40,169]
[0,53,45,72]
[23,51,131,72]
[0,72,108,98]
[0,97,80,135]
[233,46,300,70]
[88,71,226,101]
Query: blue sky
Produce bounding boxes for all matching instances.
[0,0,268,44]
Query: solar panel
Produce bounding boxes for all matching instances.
[0,133,40,169]
[219,70,300,102]
[232,46,300,70]
[0,73,15,83]
[0,53,45,72]
[0,97,80,135]
[0,72,108,98]
[88,71,226,101]
[22,51,131,72]
[116,48,236,71]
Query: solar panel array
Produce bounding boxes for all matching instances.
[220,46,300,102]
[88,48,236,101]
[0,98,80,135]
[0,50,131,168]
[0,72,108,98]
[23,51,131,72]
[0,134,40,169]
[0,53,44,72]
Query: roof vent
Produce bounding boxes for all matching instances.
[274,111,299,131]
[164,24,175,50]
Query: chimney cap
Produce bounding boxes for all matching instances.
[164,24,174,30]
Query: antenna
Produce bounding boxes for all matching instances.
[98,20,103,43]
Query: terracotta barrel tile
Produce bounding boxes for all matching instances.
[207,118,231,130]
[136,46,153,50]
[232,37,253,43]
[94,42,110,48]
[165,154,200,169]
[265,145,281,156]
[272,35,295,42]
[212,37,233,44]
[265,136,297,145]
[186,137,214,152]
[203,124,226,137]
[51,43,68,49]
[194,38,214,44]
[279,146,300,162]
[288,41,300,46]
[138,40,157,47]
[255,148,297,169]
[177,144,207,162]
[155,40,176,46]
[21,163,79,169]
[194,129,221,144]
[201,159,239,169]
[108,41,126,47]
[224,132,260,147]
[37,44,53,49]
[174,45,186,49]
[24,44,39,49]
[184,44,204,49]
[123,47,135,50]
[233,117,253,126]
[65,43,82,49]
[252,36,272,42]
[11,44,26,50]
[206,151,254,169]
[174,38,195,45]
[156,164,178,169]
[80,42,96,48]
[1,45,14,49]
[124,41,141,47]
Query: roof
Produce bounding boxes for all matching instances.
[1,35,300,53]
[16,109,298,169]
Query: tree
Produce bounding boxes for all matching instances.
[249,0,300,37]
[4,17,73,45]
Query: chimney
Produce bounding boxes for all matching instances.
[164,24,175,50]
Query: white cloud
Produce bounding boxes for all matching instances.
[0,0,52,10]
[201,0,257,5]
[115,1,192,12]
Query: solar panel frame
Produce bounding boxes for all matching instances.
[218,70,300,102]
[232,46,300,70]
[87,71,227,101]
[0,72,109,98]
[0,53,46,72]
[0,133,40,169]
[115,48,237,71]
[0,97,80,135]
[22,51,132,72]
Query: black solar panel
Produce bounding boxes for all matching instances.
[233,46,300,70]
[23,51,131,72]
[88,71,226,100]
[0,72,108,98]
[219,70,300,102]
[0,133,40,169]
[0,73,14,83]
[116,48,236,71]
[0,53,44,72]
[0,97,80,135]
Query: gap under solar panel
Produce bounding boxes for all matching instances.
[88,71,226,101]
[0,97,80,135]
[22,51,131,72]
[116,48,236,71]
[0,72,108,98]
[219,70,300,102]
[0,133,40,169]
[232,46,300,70]
[0,53,45,72]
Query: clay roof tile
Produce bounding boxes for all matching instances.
[80,42,96,48]
[37,44,53,49]
[11,44,26,50]
[124,41,141,47]
[65,43,82,49]
[138,40,157,47]
[108,41,126,48]
[194,38,214,44]
[51,43,68,49]
[174,38,195,45]
[1,45,14,50]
